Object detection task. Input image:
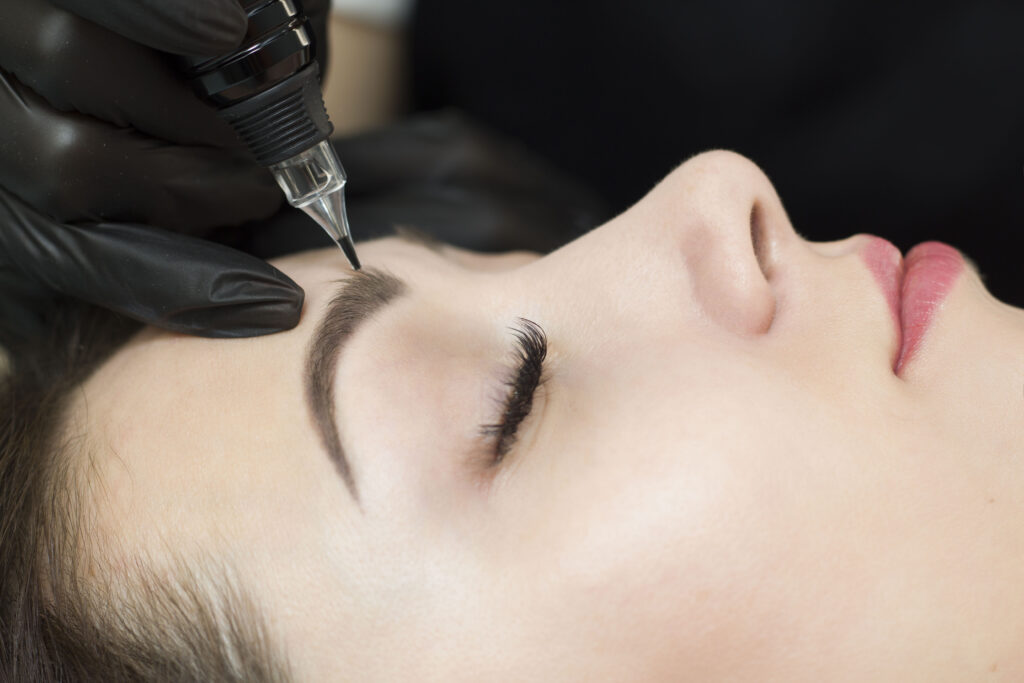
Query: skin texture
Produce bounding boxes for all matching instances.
[73,151,1024,681]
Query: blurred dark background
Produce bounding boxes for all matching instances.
[407,0,1024,306]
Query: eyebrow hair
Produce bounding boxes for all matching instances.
[305,268,407,502]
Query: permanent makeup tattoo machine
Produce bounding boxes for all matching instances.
[181,0,361,269]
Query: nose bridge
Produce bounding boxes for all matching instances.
[522,215,657,331]
[540,151,782,336]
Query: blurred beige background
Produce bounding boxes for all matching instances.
[323,14,406,134]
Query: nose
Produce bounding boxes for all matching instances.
[604,150,787,335]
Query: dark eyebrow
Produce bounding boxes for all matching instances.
[305,268,407,502]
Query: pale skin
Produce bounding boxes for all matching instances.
[74,151,1024,681]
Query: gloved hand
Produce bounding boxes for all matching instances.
[0,187,305,351]
[0,0,328,351]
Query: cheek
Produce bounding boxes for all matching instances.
[482,351,867,674]
[485,429,784,676]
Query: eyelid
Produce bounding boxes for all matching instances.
[478,318,548,466]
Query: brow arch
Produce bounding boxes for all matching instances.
[305,268,407,502]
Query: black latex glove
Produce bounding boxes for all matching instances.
[0,186,304,352]
[0,0,328,351]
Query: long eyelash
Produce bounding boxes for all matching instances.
[479,318,548,464]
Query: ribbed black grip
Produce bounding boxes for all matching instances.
[218,63,334,166]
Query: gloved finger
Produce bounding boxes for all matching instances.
[0,70,282,231]
[0,0,240,148]
[49,0,247,57]
[0,187,303,337]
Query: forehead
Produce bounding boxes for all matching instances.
[71,241,438,556]
[75,319,322,559]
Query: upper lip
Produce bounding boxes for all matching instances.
[860,236,905,371]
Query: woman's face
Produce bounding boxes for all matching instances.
[78,151,1024,680]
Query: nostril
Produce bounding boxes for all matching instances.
[750,201,772,280]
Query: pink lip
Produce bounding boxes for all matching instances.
[861,237,964,375]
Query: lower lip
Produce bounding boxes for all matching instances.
[862,239,964,375]
[897,242,963,373]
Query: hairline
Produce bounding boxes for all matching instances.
[54,406,296,681]
[1,309,295,682]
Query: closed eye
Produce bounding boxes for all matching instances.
[479,318,547,464]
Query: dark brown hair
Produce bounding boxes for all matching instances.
[1,305,294,682]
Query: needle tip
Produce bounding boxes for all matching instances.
[338,235,361,271]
